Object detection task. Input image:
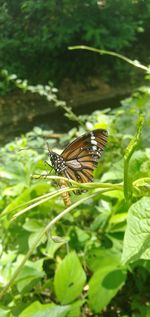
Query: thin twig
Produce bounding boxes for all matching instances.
[68,45,149,72]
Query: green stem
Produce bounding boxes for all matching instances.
[68,45,149,72]
[1,186,77,218]
[11,186,78,220]
[124,115,144,203]
[33,174,123,190]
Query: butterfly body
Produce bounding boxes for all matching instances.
[48,129,108,183]
[49,151,66,174]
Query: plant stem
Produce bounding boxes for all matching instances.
[124,114,144,203]
[11,186,77,220]
[1,186,77,218]
[33,174,123,190]
[68,45,149,72]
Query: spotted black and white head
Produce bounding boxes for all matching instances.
[49,151,66,174]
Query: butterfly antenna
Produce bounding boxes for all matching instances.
[45,143,53,173]
[17,146,45,152]
[46,142,52,154]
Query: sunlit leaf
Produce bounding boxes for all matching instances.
[54,251,86,304]
[67,299,84,317]
[122,197,150,263]
[0,307,11,317]
[23,219,44,232]
[28,230,47,249]
[15,260,44,292]
[88,265,127,312]
[86,248,121,273]
[19,301,70,317]
[110,213,127,224]
[2,183,50,217]
[42,237,67,259]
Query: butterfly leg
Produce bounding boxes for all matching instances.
[40,160,53,179]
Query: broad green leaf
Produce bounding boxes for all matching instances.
[28,230,47,249]
[15,261,44,292]
[54,251,86,304]
[133,177,150,196]
[42,237,66,259]
[23,219,47,249]
[129,150,150,182]
[2,183,50,217]
[0,250,17,286]
[110,212,127,224]
[101,160,123,182]
[19,301,70,317]
[74,227,90,244]
[67,300,84,317]
[23,219,44,232]
[91,210,111,231]
[88,265,127,312]
[3,183,25,197]
[122,197,150,263]
[86,248,121,272]
[0,307,11,317]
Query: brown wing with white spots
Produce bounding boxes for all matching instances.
[61,129,108,183]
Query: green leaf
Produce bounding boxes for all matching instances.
[54,251,86,304]
[101,160,123,182]
[3,183,26,197]
[15,260,44,292]
[23,219,43,232]
[67,300,84,317]
[122,197,150,263]
[133,177,150,196]
[86,248,121,272]
[90,210,111,231]
[19,301,70,317]
[0,307,11,317]
[0,250,17,286]
[74,227,90,244]
[129,150,149,182]
[2,183,50,217]
[88,266,127,312]
[132,301,150,317]
[42,237,66,259]
[28,230,47,249]
[110,212,127,224]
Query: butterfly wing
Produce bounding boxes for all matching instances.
[61,129,108,183]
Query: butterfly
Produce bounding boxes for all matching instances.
[48,129,108,184]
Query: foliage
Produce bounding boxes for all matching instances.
[1,0,150,83]
[0,77,150,316]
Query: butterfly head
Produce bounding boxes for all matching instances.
[49,151,66,174]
